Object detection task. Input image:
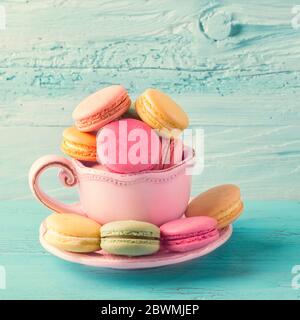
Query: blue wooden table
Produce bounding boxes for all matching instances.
[0,200,300,299]
[0,0,300,299]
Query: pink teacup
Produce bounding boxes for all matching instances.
[29,151,195,226]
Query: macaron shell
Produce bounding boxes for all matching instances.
[101,238,160,256]
[63,127,97,146]
[73,85,131,132]
[101,220,160,239]
[61,127,97,161]
[185,184,241,218]
[217,200,244,229]
[101,220,160,256]
[45,213,101,253]
[44,230,101,253]
[135,89,189,134]
[97,119,161,173]
[160,216,218,236]
[61,142,97,162]
[73,85,127,119]
[46,213,101,238]
[163,230,219,253]
[160,216,219,253]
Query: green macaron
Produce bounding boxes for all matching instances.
[100,220,160,256]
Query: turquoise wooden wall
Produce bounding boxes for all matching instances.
[1,0,300,301]
[1,0,299,201]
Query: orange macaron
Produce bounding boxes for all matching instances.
[61,127,97,162]
[135,88,189,138]
[185,184,244,229]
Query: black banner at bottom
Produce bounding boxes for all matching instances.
[0,300,296,318]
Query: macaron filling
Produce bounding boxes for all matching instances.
[162,228,219,245]
[61,140,96,157]
[101,229,160,256]
[46,229,100,244]
[101,230,159,241]
[75,94,131,129]
[100,220,161,256]
[102,235,159,241]
[136,95,177,131]
[44,228,101,253]
[215,199,243,225]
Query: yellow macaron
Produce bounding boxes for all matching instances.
[135,88,189,137]
[44,213,101,253]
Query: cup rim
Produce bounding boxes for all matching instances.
[72,148,196,180]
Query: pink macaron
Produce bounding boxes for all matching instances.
[160,216,219,252]
[73,85,131,132]
[97,118,161,173]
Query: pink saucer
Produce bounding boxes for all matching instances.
[39,222,232,270]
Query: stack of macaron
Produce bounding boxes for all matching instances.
[44,184,244,256]
[61,85,189,172]
[43,85,244,257]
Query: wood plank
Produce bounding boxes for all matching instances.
[0,0,299,102]
[1,93,300,126]
[0,200,299,299]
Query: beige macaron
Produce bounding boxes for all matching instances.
[185,184,244,229]
[44,213,101,253]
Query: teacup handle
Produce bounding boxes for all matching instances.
[29,155,85,216]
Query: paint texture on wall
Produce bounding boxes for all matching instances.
[0,0,299,199]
